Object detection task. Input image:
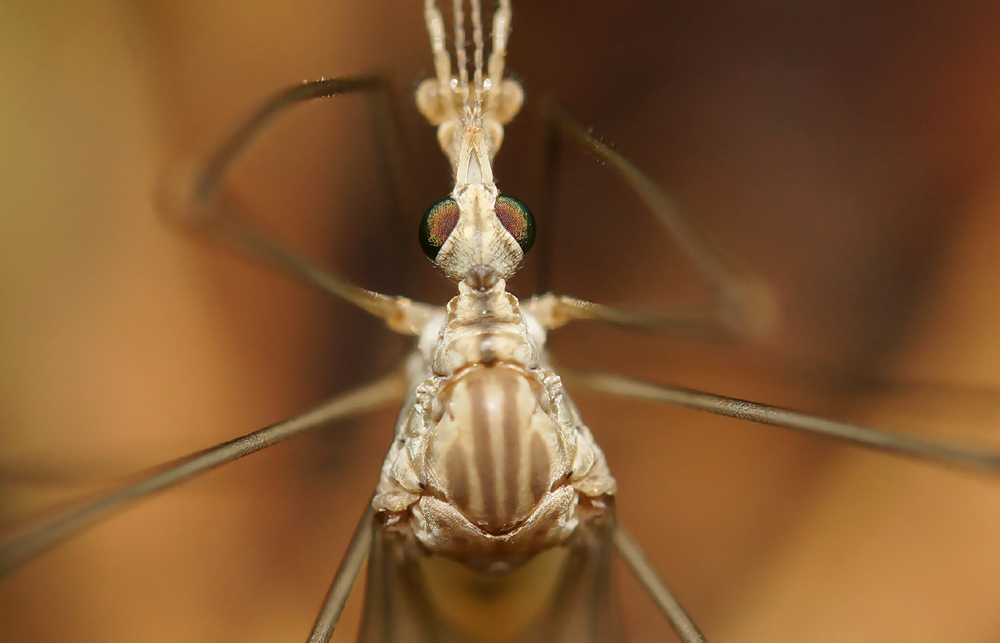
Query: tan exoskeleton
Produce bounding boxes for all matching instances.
[372,0,615,571]
[4,1,1000,642]
[367,4,621,638]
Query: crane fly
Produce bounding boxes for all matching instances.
[3,1,1000,642]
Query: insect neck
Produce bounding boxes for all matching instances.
[432,277,539,377]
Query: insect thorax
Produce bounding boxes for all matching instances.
[374,279,616,573]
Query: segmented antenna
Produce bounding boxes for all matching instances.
[425,0,508,120]
[449,0,489,116]
[471,0,485,112]
[452,0,469,104]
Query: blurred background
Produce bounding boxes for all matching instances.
[2,0,1000,641]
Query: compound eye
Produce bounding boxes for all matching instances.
[419,198,460,260]
[494,195,536,253]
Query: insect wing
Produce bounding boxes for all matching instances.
[525,503,621,643]
[357,504,620,643]
[357,519,441,643]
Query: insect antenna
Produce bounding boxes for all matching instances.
[452,0,470,104]
[471,0,485,112]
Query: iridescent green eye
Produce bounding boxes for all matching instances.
[494,195,536,253]
[419,198,460,260]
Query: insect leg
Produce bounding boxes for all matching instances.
[162,77,436,335]
[525,293,738,338]
[0,371,404,577]
[530,101,773,340]
[365,73,425,299]
[614,525,708,643]
[565,369,1000,475]
[533,100,562,294]
[306,502,374,643]
[356,519,397,643]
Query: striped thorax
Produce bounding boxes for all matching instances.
[374,278,616,573]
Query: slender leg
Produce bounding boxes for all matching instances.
[366,81,422,297]
[565,368,1000,475]
[531,97,563,295]
[0,372,404,576]
[532,101,775,339]
[615,525,708,643]
[162,77,437,335]
[524,292,736,339]
[530,129,747,327]
[306,503,375,643]
[356,517,395,643]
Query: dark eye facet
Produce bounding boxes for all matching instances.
[419,198,460,260]
[494,195,536,253]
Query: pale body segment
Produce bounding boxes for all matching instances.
[372,0,614,578]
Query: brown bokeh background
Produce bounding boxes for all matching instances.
[3,1,1000,642]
